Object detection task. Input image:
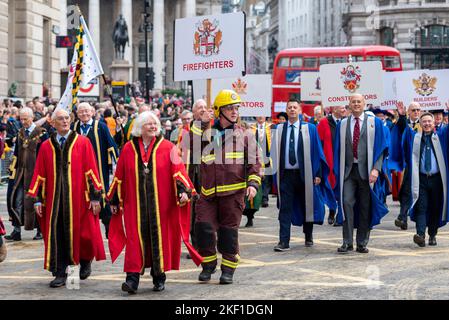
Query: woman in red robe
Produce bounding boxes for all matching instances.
[108,111,202,294]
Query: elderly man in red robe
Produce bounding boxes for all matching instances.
[107,111,202,294]
[28,108,106,288]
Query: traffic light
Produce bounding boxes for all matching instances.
[56,36,74,48]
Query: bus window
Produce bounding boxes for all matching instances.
[291,57,303,67]
[334,57,347,63]
[304,57,318,69]
[319,57,333,65]
[277,57,290,68]
[353,56,364,62]
[384,56,401,69]
[289,92,301,101]
[366,55,383,61]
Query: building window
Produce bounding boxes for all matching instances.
[421,25,449,47]
[380,27,394,47]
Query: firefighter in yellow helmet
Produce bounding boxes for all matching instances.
[193,89,262,284]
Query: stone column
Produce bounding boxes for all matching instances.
[59,0,67,70]
[88,0,100,56]
[121,0,133,81]
[153,0,165,90]
[184,0,196,18]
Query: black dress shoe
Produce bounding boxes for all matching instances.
[356,246,369,253]
[413,234,426,247]
[198,265,216,282]
[429,236,437,246]
[262,201,269,208]
[33,232,43,241]
[79,261,92,280]
[305,236,314,247]
[4,230,21,242]
[122,273,139,294]
[337,244,354,253]
[328,216,335,225]
[333,222,342,227]
[395,219,408,230]
[153,280,165,292]
[245,218,253,228]
[219,271,234,285]
[49,276,67,288]
[273,242,290,252]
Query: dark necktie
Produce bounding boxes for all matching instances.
[81,123,90,135]
[59,137,66,148]
[425,135,432,173]
[289,124,296,166]
[25,129,30,138]
[353,117,360,159]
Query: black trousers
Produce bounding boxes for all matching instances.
[262,174,272,203]
[415,173,443,237]
[279,169,313,244]
[398,167,412,222]
[342,164,372,247]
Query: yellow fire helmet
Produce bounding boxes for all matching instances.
[213,89,242,118]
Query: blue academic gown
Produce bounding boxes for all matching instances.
[333,115,389,227]
[395,125,449,227]
[273,122,337,226]
[74,120,119,194]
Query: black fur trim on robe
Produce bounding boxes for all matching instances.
[132,136,164,276]
[48,132,78,272]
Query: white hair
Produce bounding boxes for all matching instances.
[51,108,70,121]
[192,99,207,112]
[407,102,421,111]
[19,107,34,118]
[77,102,94,112]
[131,111,161,137]
[181,110,193,118]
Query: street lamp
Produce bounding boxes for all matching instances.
[144,0,151,103]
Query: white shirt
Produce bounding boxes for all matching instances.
[56,130,71,146]
[25,123,36,136]
[332,115,340,125]
[284,120,300,169]
[350,113,365,163]
[258,123,265,143]
[80,119,94,136]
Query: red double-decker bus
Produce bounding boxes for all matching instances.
[271,45,402,121]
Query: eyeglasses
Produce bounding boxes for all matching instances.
[55,116,70,121]
[222,105,240,112]
[410,109,421,112]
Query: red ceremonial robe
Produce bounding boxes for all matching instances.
[107,136,203,274]
[28,132,106,272]
[317,117,336,188]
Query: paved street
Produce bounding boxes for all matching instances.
[1,184,449,300]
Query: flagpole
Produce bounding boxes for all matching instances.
[74,5,125,143]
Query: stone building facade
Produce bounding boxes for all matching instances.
[344,0,449,70]
[0,0,62,100]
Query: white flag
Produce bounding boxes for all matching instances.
[56,15,104,113]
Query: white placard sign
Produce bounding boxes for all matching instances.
[78,78,100,97]
[301,72,321,101]
[395,69,449,110]
[193,74,272,117]
[274,102,287,113]
[380,71,398,110]
[174,12,245,81]
[320,61,383,107]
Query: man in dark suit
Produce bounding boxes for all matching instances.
[272,99,336,251]
[334,94,388,254]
